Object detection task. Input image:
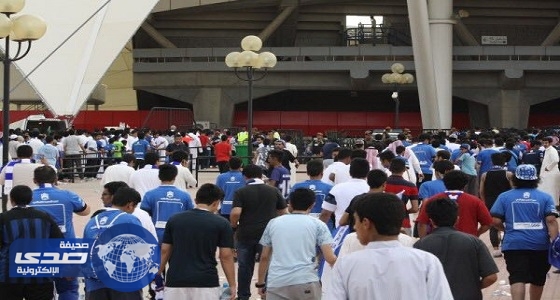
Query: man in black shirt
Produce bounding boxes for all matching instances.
[161,183,236,299]
[165,134,189,159]
[230,165,287,300]
[0,185,64,300]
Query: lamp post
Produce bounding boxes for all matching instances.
[0,0,46,212]
[225,35,276,140]
[381,63,414,129]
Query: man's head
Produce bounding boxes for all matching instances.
[433,160,455,178]
[349,158,370,179]
[512,164,539,189]
[491,152,506,166]
[16,144,33,159]
[289,188,316,211]
[389,158,406,175]
[273,139,285,150]
[267,149,284,166]
[426,197,458,228]
[543,136,553,148]
[367,169,388,190]
[111,187,141,213]
[159,164,178,182]
[33,166,58,185]
[442,170,469,191]
[435,150,451,161]
[144,152,159,165]
[195,183,224,213]
[353,193,405,245]
[379,150,396,168]
[306,159,323,177]
[10,185,33,207]
[228,157,242,170]
[174,134,183,144]
[242,164,263,179]
[123,154,137,167]
[102,181,129,207]
[336,148,353,164]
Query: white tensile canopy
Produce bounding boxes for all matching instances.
[0,0,159,116]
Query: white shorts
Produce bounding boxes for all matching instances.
[164,287,220,299]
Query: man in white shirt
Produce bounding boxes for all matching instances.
[284,135,298,188]
[170,150,197,190]
[325,193,453,300]
[321,148,352,185]
[129,152,160,198]
[319,158,370,227]
[101,154,136,186]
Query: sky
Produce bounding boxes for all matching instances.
[346,15,384,27]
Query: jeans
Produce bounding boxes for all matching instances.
[236,239,262,300]
[55,277,79,300]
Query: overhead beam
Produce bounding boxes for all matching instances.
[141,21,177,48]
[542,22,560,46]
[453,17,479,46]
[259,5,297,42]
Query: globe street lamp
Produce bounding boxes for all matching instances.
[1,0,47,212]
[225,35,276,140]
[381,63,414,129]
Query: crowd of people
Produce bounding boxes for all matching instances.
[0,125,559,300]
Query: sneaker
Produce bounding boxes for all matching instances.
[493,250,503,258]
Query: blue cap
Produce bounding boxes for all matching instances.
[515,164,538,181]
[549,236,560,269]
[460,144,470,150]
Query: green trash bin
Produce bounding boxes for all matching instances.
[235,144,251,165]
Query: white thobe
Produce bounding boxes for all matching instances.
[539,146,560,203]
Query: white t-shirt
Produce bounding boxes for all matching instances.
[101,162,135,186]
[129,165,160,198]
[321,178,369,226]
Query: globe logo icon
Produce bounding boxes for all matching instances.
[95,234,159,283]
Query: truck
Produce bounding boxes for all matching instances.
[9,114,69,133]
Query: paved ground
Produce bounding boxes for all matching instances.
[47,168,560,299]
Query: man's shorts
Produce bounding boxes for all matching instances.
[504,250,550,286]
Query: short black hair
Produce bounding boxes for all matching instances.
[242,164,263,179]
[268,149,284,161]
[16,145,33,158]
[34,166,58,184]
[171,150,189,163]
[436,150,450,160]
[426,197,458,227]
[159,164,178,181]
[379,150,395,162]
[355,193,404,236]
[144,152,159,165]
[442,170,469,190]
[228,157,242,170]
[112,187,141,207]
[306,159,323,177]
[351,149,367,159]
[103,181,129,196]
[336,148,353,160]
[10,185,33,206]
[349,158,370,178]
[289,188,316,210]
[195,183,224,205]
[123,154,136,164]
[433,160,455,174]
[389,158,406,174]
[367,169,388,189]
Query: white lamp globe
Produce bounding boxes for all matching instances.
[241,35,262,52]
[0,0,25,14]
[11,14,46,41]
[259,52,277,68]
[225,52,241,67]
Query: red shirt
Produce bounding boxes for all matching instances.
[416,191,493,236]
[214,141,231,162]
[199,135,210,148]
[384,175,419,228]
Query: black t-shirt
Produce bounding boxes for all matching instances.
[165,142,189,154]
[344,193,368,232]
[162,209,233,287]
[233,183,287,241]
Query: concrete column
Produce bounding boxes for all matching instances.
[191,88,233,128]
[488,90,530,129]
[406,0,440,129]
[428,0,454,129]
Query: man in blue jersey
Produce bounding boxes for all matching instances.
[267,150,291,198]
[83,187,143,300]
[215,157,245,220]
[131,131,150,168]
[476,139,499,176]
[30,166,90,300]
[411,133,437,185]
[140,164,194,242]
[0,185,64,299]
[290,159,333,228]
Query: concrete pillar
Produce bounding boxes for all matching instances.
[406,0,440,129]
[191,88,233,128]
[428,0,454,129]
[488,90,530,129]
